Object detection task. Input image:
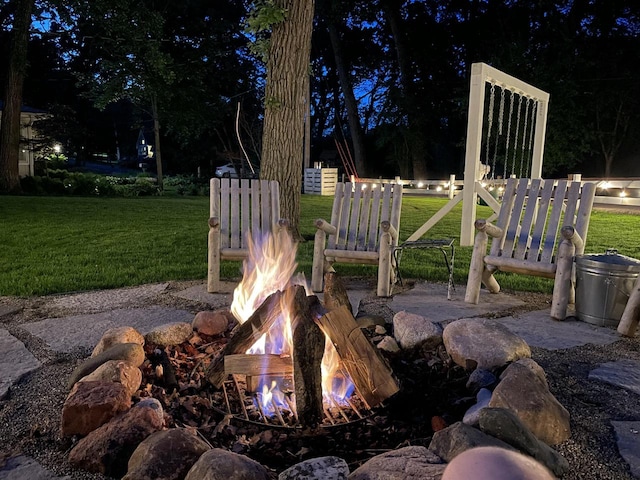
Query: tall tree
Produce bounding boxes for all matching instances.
[0,0,35,193]
[259,0,315,239]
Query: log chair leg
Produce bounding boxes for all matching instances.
[550,239,575,321]
[465,231,488,304]
[618,274,640,337]
[207,220,221,293]
[311,229,326,292]
[377,232,392,297]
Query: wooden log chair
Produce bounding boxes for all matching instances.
[311,182,403,297]
[465,177,596,320]
[207,178,287,293]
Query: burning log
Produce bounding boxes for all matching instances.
[323,272,352,315]
[290,285,325,427]
[315,306,399,408]
[224,354,293,376]
[204,288,289,388]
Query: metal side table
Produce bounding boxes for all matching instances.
[393,239,455,299]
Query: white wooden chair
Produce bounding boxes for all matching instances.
[207,178,285,292]
[312,182,403,297]
[465,177,596,320]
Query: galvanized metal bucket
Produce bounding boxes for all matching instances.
[575,250,640,327]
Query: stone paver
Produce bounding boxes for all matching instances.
[0,329,41,399]
[0,304,20,318]
[589,359,640,396]
[611,421,640,479]
[390,282,526,322]
[50,283,169,313]
[0,455,69,480]
[23,306,193,353]
[495,309,621,350]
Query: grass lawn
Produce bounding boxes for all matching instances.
[1,194,639,297]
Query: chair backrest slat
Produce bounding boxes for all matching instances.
[540,180,568,263]
[328,182,402,253]
[501,179,529,258]
[528,179,554,259]
[211,178,280,250]
[514,178,542,260]
[492,178,596,266]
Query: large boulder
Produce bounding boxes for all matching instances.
[478,407,570,476]
[428,421,514,462]
[124,428,211,480]
[442,319,530,370]
[348,446,446,480]
[489,359,571,445]
[68,398,165,477]
[61,381,131,437]
[185,449,270,480]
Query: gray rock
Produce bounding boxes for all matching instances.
[478,407,570,476]
[145,322,193,346]
[185,449,270,480]
[67,343,145,389]
[462,388,492,426]
[466,368,497,393]
[393,311,443,350]
[443,319,531,370]
[489,359,570,445]
[124,428,211,480]
[279,456,349,480]
[348,446,445,480]
[428,421,515,462]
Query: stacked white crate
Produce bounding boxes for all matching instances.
[304,168,338,195]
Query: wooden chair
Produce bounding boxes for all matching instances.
[312,182,403,297]
[207,178,286,292]
[465,177,596,320]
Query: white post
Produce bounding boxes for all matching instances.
[449,174,456,199]
[460,63,487,246]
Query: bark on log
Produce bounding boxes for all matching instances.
[204,288,288,388]
[323,272,352,315]
[290,285,325,427]
[315,306,399,408]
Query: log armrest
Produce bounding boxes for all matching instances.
[474,219,503,239]
[380,220,398,245]
[315,218,337,235]
[208,216,220,229]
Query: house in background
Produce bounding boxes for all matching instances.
[0,101,48,177]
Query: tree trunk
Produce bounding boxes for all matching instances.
[0,0,35,193]
[327,21,367,177]
[260,0,315,240]
[150,95,164,191]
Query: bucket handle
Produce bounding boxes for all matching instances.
[605,248,619,256]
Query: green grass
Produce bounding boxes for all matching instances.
[1,194,639,297]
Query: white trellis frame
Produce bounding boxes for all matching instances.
[407,63,550,246]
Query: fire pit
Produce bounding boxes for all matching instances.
[200,231,399,429]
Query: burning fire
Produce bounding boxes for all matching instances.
[230,230,355,413]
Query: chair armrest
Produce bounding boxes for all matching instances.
[381,220,398,244]
[474,219,503,239]
[560,225,584,252]
[208,216,220,229]
[315,218,337,235]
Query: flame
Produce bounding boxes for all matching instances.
[231,230,355,415]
